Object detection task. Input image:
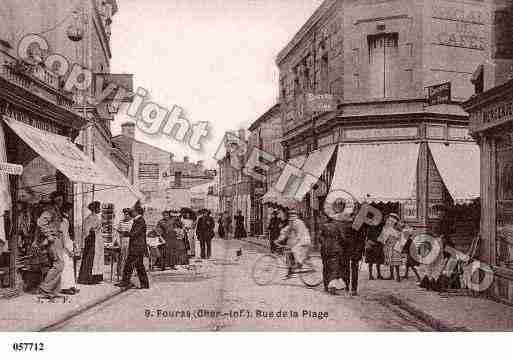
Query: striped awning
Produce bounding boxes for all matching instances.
[329,142,420,202]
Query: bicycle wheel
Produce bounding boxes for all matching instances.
[300,254,323,287]
[251,255,279,286]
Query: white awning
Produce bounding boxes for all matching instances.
[301,144,336,179]
[4,118,124,187]
[93,149,144,213]
[261,154,307,208]
[428,142,480,204]
[330,142,420,202]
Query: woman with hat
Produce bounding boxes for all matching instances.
[78,201,103,284]
[378,213,403,282]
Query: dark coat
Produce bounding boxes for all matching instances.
[127,216,148,256]
[268,217,282,239]
[319,221,344,256]
[196,215,215,241]
[339,221,365,261]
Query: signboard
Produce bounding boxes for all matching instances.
[427,82,451,106]
[93,73,134,102]
[0,162,23,175]
[305,93,337,113]
[345,127,418,140]
[470,99,513,133]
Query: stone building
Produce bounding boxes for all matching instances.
[218,129,252,233]
[462,1,513,304]
[113,122,215,224]
[273,0,512,246]
[248,104,284,236]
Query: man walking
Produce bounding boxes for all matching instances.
[116,202,149,289]
[196,209,215,259]
[339,203,365,296]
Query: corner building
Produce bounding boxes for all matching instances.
[273,0,513,248]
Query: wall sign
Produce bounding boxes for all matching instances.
[427,82,451,106]
[0,162,23,175]
[345,127,418,140]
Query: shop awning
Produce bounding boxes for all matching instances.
[93,149,144,211]
[261,154,307,208]
[301,144,337,179]
[428,142,480,204]
[4,118,126,187]
[330,142,420,202]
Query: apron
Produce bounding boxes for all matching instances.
[83,214,103,278]
[60,217,76,289]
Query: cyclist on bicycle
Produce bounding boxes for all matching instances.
[275,209,311,275]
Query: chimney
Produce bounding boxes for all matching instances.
[121,122,135,139]
[238,129,246,141]
[184,156,189,163]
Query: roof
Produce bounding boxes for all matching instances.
[276,0,338,66]
[248,104,281,131]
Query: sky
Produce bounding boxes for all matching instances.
[110,0,324,168]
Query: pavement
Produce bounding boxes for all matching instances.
[1,236,513,331]
[238,236,513,331]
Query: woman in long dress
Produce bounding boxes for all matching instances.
[78,201,103,284]
[180,210,196,258]
[60,203,79,295]
[156,212,188,270]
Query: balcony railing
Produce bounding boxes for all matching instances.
[0,51,75,111]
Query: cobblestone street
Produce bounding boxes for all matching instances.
[49,239,433,331]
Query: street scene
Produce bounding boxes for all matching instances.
[1,0,513,336]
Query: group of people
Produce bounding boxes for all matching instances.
[151,208,216,269]
[217,210,247,240]
[266,199,457,297]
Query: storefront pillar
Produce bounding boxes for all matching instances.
[418,142,429,230]
[480,135,496,266]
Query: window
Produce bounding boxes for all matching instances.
[138,163,159,180]
[175,171,182,187]
[320,54,329,92]
[368,33,399,98]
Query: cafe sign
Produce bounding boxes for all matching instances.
[471,99,513,133]
[427,82,451,106]
[0,162,23,175]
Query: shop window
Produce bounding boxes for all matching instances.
[368,33,399,98]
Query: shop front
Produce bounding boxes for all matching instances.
[463,79,513,304]
[0,117,136,294]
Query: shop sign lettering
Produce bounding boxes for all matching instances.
[0,162,23,175]
[432,5,486,24]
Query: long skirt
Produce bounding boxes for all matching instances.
[78,234,96,284]
[61,252,76,290]
[218,224,225,238]
[365,241,385,264]
[164,239,189,267]
[187,229,196,257]
[234,225,246,239]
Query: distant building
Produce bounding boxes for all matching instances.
[247,104,283,236]
[113,122,215,223]
[218,129,251,231]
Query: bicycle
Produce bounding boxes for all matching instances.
[251,244,323,287]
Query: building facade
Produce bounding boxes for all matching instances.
[271,0,511,245]
[248,104,284,236]
[114,122,215,225]
[218,130,251,233]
